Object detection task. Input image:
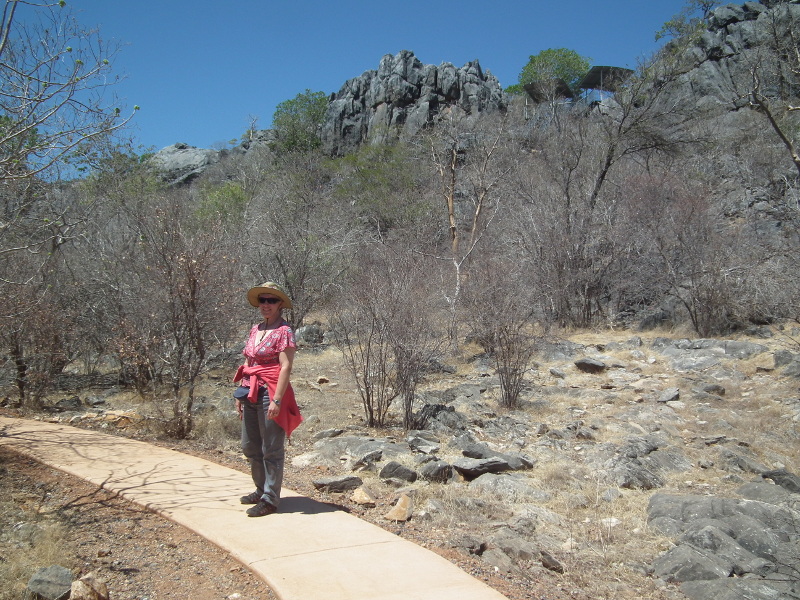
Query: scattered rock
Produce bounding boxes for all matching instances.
[657,388,680,403]
[379,461,418,483]
[406,430,441,454]
[540,550,564,573]
[452,457,511,480]
[419,460,454,483]
[54,396,82,411]
[312,475,363,493]
[383,493,414,521]
[71,572,109,600]
[312,428,344,440]
[84,395,107,408]
[761,468,800,494]
[351,486,377,507]
[26,565,73,600]
[574,358,607,373]
[481,547,517,573]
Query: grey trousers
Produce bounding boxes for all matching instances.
[240,390,286,508]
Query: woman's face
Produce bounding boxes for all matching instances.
[258,294,282,321]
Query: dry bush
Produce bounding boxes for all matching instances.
[419,481,517,531]
[243,151,358,328]
[191,410,241,448]
[0,492,69,600]
[725,393,800,452]
[462,256,542,409]
[328,243,446,429]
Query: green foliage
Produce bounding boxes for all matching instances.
[271,89,329,153]
[81,149,165,199]
[655,0,720,43]
[507,48,591,95]
[195,181,247,222]
[329,142,430,232]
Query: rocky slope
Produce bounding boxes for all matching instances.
[10,327,800,600]
[149,1,800,186]
[668,0,800,110]
[320,49,506,156]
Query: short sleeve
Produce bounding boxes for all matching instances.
[272,325,297,353]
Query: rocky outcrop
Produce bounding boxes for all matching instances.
[148,51,507,179]
[148,142,220,185]
[148,130,274,185]
[664,0,800,110]
[149,3,800,183]
[320,50,507,156]
[648,482,800,600]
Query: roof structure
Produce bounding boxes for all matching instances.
[578,66,634,92]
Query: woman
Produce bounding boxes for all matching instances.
[233,281,302,517]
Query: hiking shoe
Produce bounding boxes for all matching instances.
[239,491,262,505]
[246,500,277,517]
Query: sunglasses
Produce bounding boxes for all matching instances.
[258,297,282,305]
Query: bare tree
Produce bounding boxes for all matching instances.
[0,0,135,183]
[330,300,396,428]
[508,53,698,329]
[244,151,357,328]
[72,178,241,436]
[616,171,779,336]
[125,193,241,437]
[0,1,135,404]
[329,243,445,429]
[425,111,516,342]
[463,255,541,409]
[741,4,800,178]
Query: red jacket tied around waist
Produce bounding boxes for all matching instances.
[234,363,303,437]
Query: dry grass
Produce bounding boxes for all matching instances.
[0,480,70,600]
[6,325,800,600]
[191,410,240,448]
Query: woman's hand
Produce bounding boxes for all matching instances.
[235,398,243,419]
[267,400,281,420]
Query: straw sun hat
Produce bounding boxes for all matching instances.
[246,281,293,309]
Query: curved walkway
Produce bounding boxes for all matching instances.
[0,416,509,600]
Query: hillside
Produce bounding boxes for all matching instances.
[3,3,800,599]
[4,327,799,600]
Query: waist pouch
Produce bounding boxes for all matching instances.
[234,385,266,401]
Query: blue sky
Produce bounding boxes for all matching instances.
[63,0,686,152]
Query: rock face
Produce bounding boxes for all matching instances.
[648,482,800,600]
[148,131,273,185]
[148,52,506,179]
[148,143,220,185]
[665,0,800,110]
[320,50,507,156]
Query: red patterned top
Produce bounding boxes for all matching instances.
[240,321,296,387]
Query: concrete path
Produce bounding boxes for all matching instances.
[0,416,509,600]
